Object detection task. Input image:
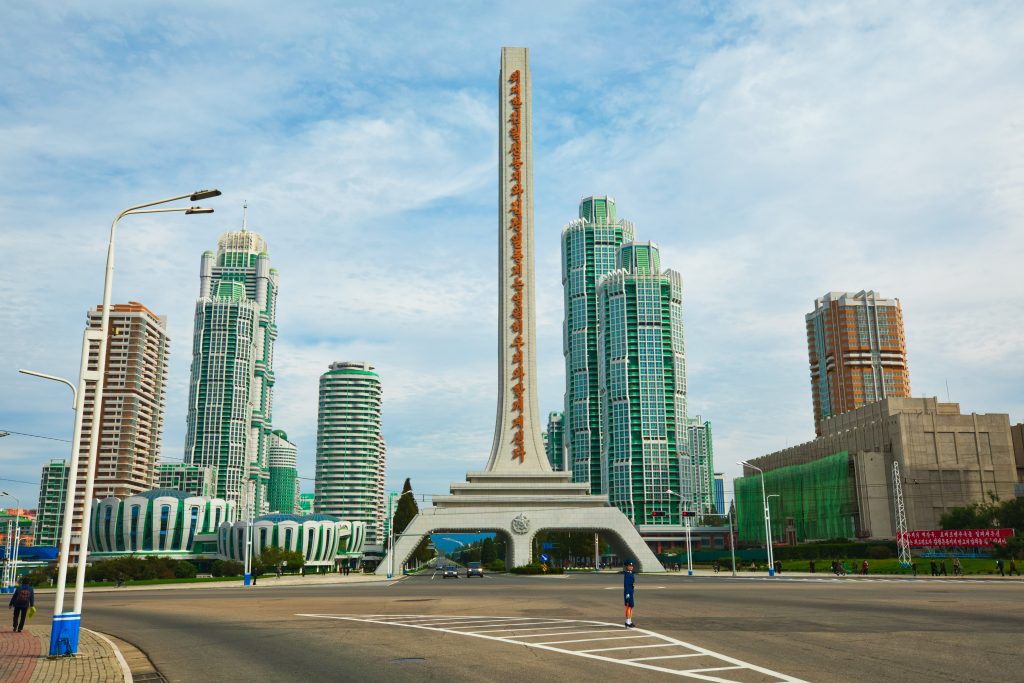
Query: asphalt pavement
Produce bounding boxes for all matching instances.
[31,571,1024,682]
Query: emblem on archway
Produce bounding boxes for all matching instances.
[511,513,530,535]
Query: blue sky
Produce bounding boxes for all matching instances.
[2,1,1022,513]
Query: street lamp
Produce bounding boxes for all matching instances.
[738,460,775,577]
[24,190,218,656]
[1,492,21,592]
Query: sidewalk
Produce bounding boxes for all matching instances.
[0,624,130,683]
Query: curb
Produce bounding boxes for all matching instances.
[84,629,133,683]
[96,631,165,682]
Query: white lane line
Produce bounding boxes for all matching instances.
[429,620,565,629]
[681,667,743,674]
[296,614,808,682]
[537,634,654,646]
[627,653,705,662]
[509,629,626,639]
[473,624,612,634]
[579,643,681,654]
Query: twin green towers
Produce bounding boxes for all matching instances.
[556,195,716,526]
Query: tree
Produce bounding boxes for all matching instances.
[481,537,497,564]
[939,502,999,530]
[391,478,433,562]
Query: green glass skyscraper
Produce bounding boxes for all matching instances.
[315,362,386,546]
[597,241,691,525]
[267,430,298,513]
[561,196,635,493]
[184,226,279,514]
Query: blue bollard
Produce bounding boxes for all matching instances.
[768,568,775,577]
[50,613,81,656]
[243,573,252,586]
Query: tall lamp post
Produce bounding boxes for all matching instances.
[0,492,21,592]
[738,460,775,577]
[22,189,219,656]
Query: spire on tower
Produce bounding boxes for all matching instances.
[241,201,248,232]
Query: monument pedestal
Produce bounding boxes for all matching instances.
[378,471,662,573]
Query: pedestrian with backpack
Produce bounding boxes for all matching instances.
[9,576,34,633]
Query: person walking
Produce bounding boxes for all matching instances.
[623,560,636,628]
[930,560,938,576]
[861,560,869,576]
[996,559,1005,577]
[952,558,962,576]
[8,576,34,633]
[1009,559,1019,576]
[940,560,947,577]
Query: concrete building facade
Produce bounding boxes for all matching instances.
[315,362,386,546]
[739,397,1017,541]
[562,196,635,493]
[686,416,715,517]
[66,302,171,559]
[807,291,910,435]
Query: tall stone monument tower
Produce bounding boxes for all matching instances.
[377,48,662,574]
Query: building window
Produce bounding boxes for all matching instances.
[159,504,171,550]
[129,506,140,551]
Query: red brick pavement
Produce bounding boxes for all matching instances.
[0,626,42,683]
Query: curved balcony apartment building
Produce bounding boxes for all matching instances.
[561,196,635,493]
[597,242,692,525]
[184,228,280,514]
[315,362,386,546]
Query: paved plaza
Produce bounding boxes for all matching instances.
[10,571,1020,682]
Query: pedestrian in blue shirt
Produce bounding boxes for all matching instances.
[9,576,34,633]
[623,560,636,628]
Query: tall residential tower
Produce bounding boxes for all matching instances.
[184,226,279,512]
[598,242,691,525]
[67,302,170,558]
[806,290,909,435]
[315,362,386,545]
[561,196,635,493]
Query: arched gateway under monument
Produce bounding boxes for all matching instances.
[377,47,662,575]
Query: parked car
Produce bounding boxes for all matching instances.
[442,566,459,579]
[466,562,484,578]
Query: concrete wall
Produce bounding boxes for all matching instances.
[746,397,1017,536]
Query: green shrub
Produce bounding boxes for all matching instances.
[485,559,506,572]
[174,561,198,578]
[867,545,893,560]
[211,559,244,577]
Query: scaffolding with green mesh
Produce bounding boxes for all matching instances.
[735,451,857,544]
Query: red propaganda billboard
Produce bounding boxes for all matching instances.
[898,529,1015,547]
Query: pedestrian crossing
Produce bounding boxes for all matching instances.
[297,613,808,682]
[731,576,1001,584]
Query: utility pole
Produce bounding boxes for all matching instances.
[893,461,911,568]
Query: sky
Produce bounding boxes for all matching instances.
[1,1,1022,513]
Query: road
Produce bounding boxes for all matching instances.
[33,572,1024,682]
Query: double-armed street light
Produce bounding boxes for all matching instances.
[738,460,776,576]
[21,189,220,655]
[1,492,22,592]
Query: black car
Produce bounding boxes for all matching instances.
[466,562,484,578]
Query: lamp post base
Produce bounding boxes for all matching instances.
[243,573,252,586]
[50,613,81,656]
[768,568,775,577]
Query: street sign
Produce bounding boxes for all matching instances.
[539,553,550,563]
[542,542,553,550]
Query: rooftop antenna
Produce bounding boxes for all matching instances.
[945,379,950,402]
[241,200,248,232]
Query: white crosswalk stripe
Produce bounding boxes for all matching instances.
[297,613,808,682]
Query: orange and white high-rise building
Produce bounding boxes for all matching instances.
[69,302,170,558]
[806,291,910,435]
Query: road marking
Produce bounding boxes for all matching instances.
[297,613,808,682]
[510,629,625,639]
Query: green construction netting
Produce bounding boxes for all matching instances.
[735,451,857,544]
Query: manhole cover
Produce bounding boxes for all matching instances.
[391,658,426,664]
